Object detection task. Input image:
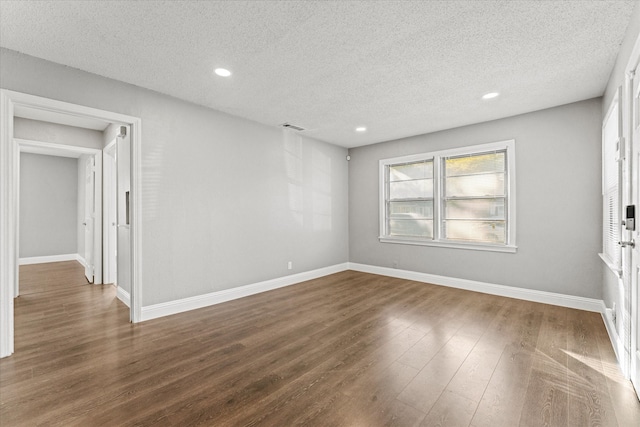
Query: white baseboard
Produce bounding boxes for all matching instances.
[116,286,130,307]
[348,262,603,313]
[76,254,88,269]
[116,286,131,307]
[19,253,80,265]
[139,260,605,330]
[600,301,627,376]
[140,263,350,322]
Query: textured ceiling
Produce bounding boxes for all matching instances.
[0,1,636,148]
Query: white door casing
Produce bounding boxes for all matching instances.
[0,89,142,358]
[629,50,640,400]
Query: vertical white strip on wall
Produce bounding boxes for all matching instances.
[0,91,16,357]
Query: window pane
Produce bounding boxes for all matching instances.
[445,198,504,220]
[445,151,505,176]
[390,201,433,219]
[390,218,433,238]
[380,141,513,247]
[443,220,505,243]
[445,173,504,197]
[390,161,433,182]
[390,178,433,199]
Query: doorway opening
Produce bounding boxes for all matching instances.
[17,139,102,288]
[0,89,142,358]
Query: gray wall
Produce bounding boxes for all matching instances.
[14,117,104,262]
[14,117,104,149]
[19,153,78,258]
[1,48,350,306]
[349,98,602,299]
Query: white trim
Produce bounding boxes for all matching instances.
[1,89,143,358]
[141,261,603,324]
[14,136,20,300]
[601,301,627,376]
[347,263,602,312]
[5,89,139,127]
[93,151,103,284]
[104,138,116,152]
[379,236,517,253]
[625,30,640,400]
[130,120,142,323]
[19,254,79,265]
[141,263,349,322]
[116,286,130,307]
[599,252,623,276]
[76,254,88,270]
[0,90,16,357]
[17,138,100,158]
[102,140,117,286]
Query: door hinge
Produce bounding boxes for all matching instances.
[617,137,626,161]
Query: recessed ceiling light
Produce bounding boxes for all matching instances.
[482,92,499,100]
[214,68,232,77]
[355,127,367,132]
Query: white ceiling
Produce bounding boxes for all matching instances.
[0,1,636,148]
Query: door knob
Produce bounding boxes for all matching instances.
[619,239,635,248]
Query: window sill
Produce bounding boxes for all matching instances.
[379,236,517,253]
[598,253,622,277]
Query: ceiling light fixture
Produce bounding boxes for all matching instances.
[482,92,499,100]
[355,126,367,132]
[214,68,232,77]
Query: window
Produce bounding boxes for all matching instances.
[379,140,516,252]
[601,97,621,271]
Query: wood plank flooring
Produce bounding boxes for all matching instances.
[1,261,639,426]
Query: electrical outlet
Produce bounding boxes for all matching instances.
[288,261,292,270]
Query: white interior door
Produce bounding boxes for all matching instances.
[83,155,95,283]
[630,59,640,400]
[103,143,117,285]
[117,129,131,296]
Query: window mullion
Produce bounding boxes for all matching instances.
[504,151,509,244]
[385,165,390,237]
[433,155,442,241]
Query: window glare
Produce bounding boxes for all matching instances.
[443,220,506,243]
[389,161,432,181]
[445,152,505,176]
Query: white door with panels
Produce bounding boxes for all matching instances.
[103,141,117,285]
[83,155,95,283]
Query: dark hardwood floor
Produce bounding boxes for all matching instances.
[1,261,639,426]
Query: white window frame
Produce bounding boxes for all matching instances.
[599,90,623,275]
[379,140,517,253]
